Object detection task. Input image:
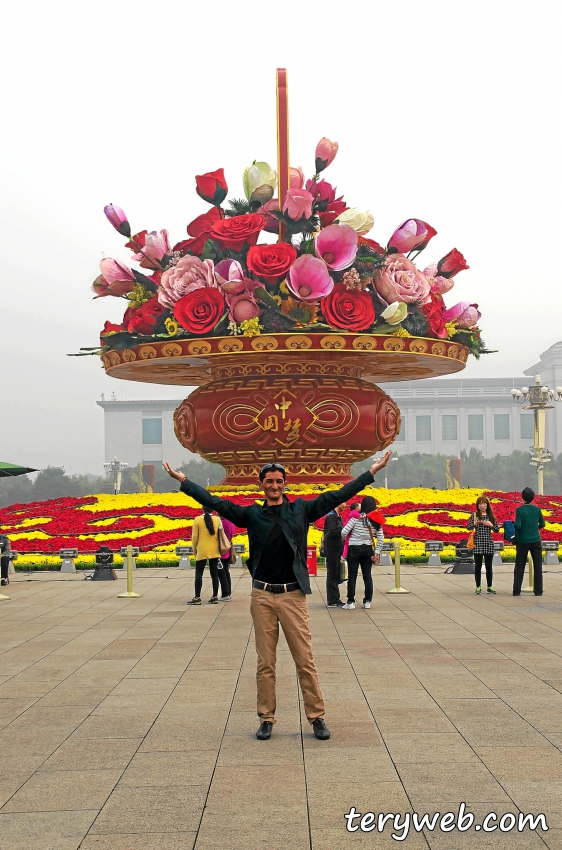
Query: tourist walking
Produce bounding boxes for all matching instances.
[341,496,384,610]
[163,451,392,741]
[0,533,10,587]
[513,487,545,596]
[218,517,236,601]
[323,503,346,608]
[191,507,221,604]
[467,495,499,594]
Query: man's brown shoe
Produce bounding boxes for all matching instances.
[256,721,273,740]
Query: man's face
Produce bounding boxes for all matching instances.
[260,472,286,502]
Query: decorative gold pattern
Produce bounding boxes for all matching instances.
[218,338,244,353]
[102,334,469,387]
[320,335,346,350]
[409,339,428,354]
[353,337,377,351]
[251,336,278,351]
[187,340,212,355]
[285,335,312,350]
[383,337,405,352]
[139,346,157,360]
[161,342,182,357]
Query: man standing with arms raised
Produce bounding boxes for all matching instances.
[163,452,391,741]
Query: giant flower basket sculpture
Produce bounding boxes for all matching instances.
[85,138,490,484]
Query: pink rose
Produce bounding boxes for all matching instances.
[283,187,314,221]
[158,255,217,309]
[373,254,431,307]
[92,259,135,298]
[229,292,261,324]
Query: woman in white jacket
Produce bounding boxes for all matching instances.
[341,496,383,610]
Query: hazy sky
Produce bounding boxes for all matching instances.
[1,0,560,474]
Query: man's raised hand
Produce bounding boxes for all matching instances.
[162,462,186,483]
[369,450,393,477]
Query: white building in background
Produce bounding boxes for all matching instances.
[97,341,562,470]
[97,398,198,470]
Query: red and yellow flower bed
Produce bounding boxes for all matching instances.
[3,486,562,567]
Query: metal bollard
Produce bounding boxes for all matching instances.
[176,545,193,569]
[425,541,443,566]
[59,548,78,574]
[379,541,393,567]
[521,552,534,593]
[492,541,504,567]
[386,541,410,594]
[118,545,142,598]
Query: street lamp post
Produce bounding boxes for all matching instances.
[511,375,562,495]
[103,456,128,495]
[372,455,398,489]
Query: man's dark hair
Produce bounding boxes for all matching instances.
[522,487,535,503]
[259,462,286,482]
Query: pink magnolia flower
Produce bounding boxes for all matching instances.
[373,254,431,307]
[92,259,135,298]
[215,259,245,295]
[283,187,314,221]
[158,255,217,309]
[103,203,131,237]
[315,224,358,271]
[315,137,338,173]
[443,302,481,328]
[258,198,280,233]
[133,229,170,268]
[388,219,437,254]
[228,291,261,324]
[286,254,334,302]
[290,166,305,188]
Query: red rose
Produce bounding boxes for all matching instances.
[123,295,166,335]
[421,292,447,338]
[437,248,469,278]
[322,283,375,332]
[211,213,266,252]
[319,200,348,228]
[246,243,297,283]
[358,236,385,255]
[99,320,122,346]
[125,230,147,251]
[195,169,228,206]
[174,207,221,256]
[174,288,225,335]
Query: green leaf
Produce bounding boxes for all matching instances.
[132,270,158,292]
[254,287,279,309]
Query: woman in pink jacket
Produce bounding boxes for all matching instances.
[342,503,361,560]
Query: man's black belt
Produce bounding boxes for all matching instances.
[253,580,300,594]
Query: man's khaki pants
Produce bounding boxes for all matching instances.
[250,587,325,724]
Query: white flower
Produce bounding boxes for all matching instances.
[381,302,408,325]
[336,208,374,235]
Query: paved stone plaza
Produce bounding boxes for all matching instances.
[0,565,561,849]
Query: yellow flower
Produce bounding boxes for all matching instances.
[279,280,290,295]
[164,318,179,336]
[445,321,459,338]
[392,327,412,338]
[127,283,153,309]
[240,318,263,337]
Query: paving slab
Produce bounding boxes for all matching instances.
[0,567,559,849]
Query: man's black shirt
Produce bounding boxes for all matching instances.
[253,504,297,585]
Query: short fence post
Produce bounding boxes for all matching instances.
[386,541,410,594]
[118,545,142,599]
